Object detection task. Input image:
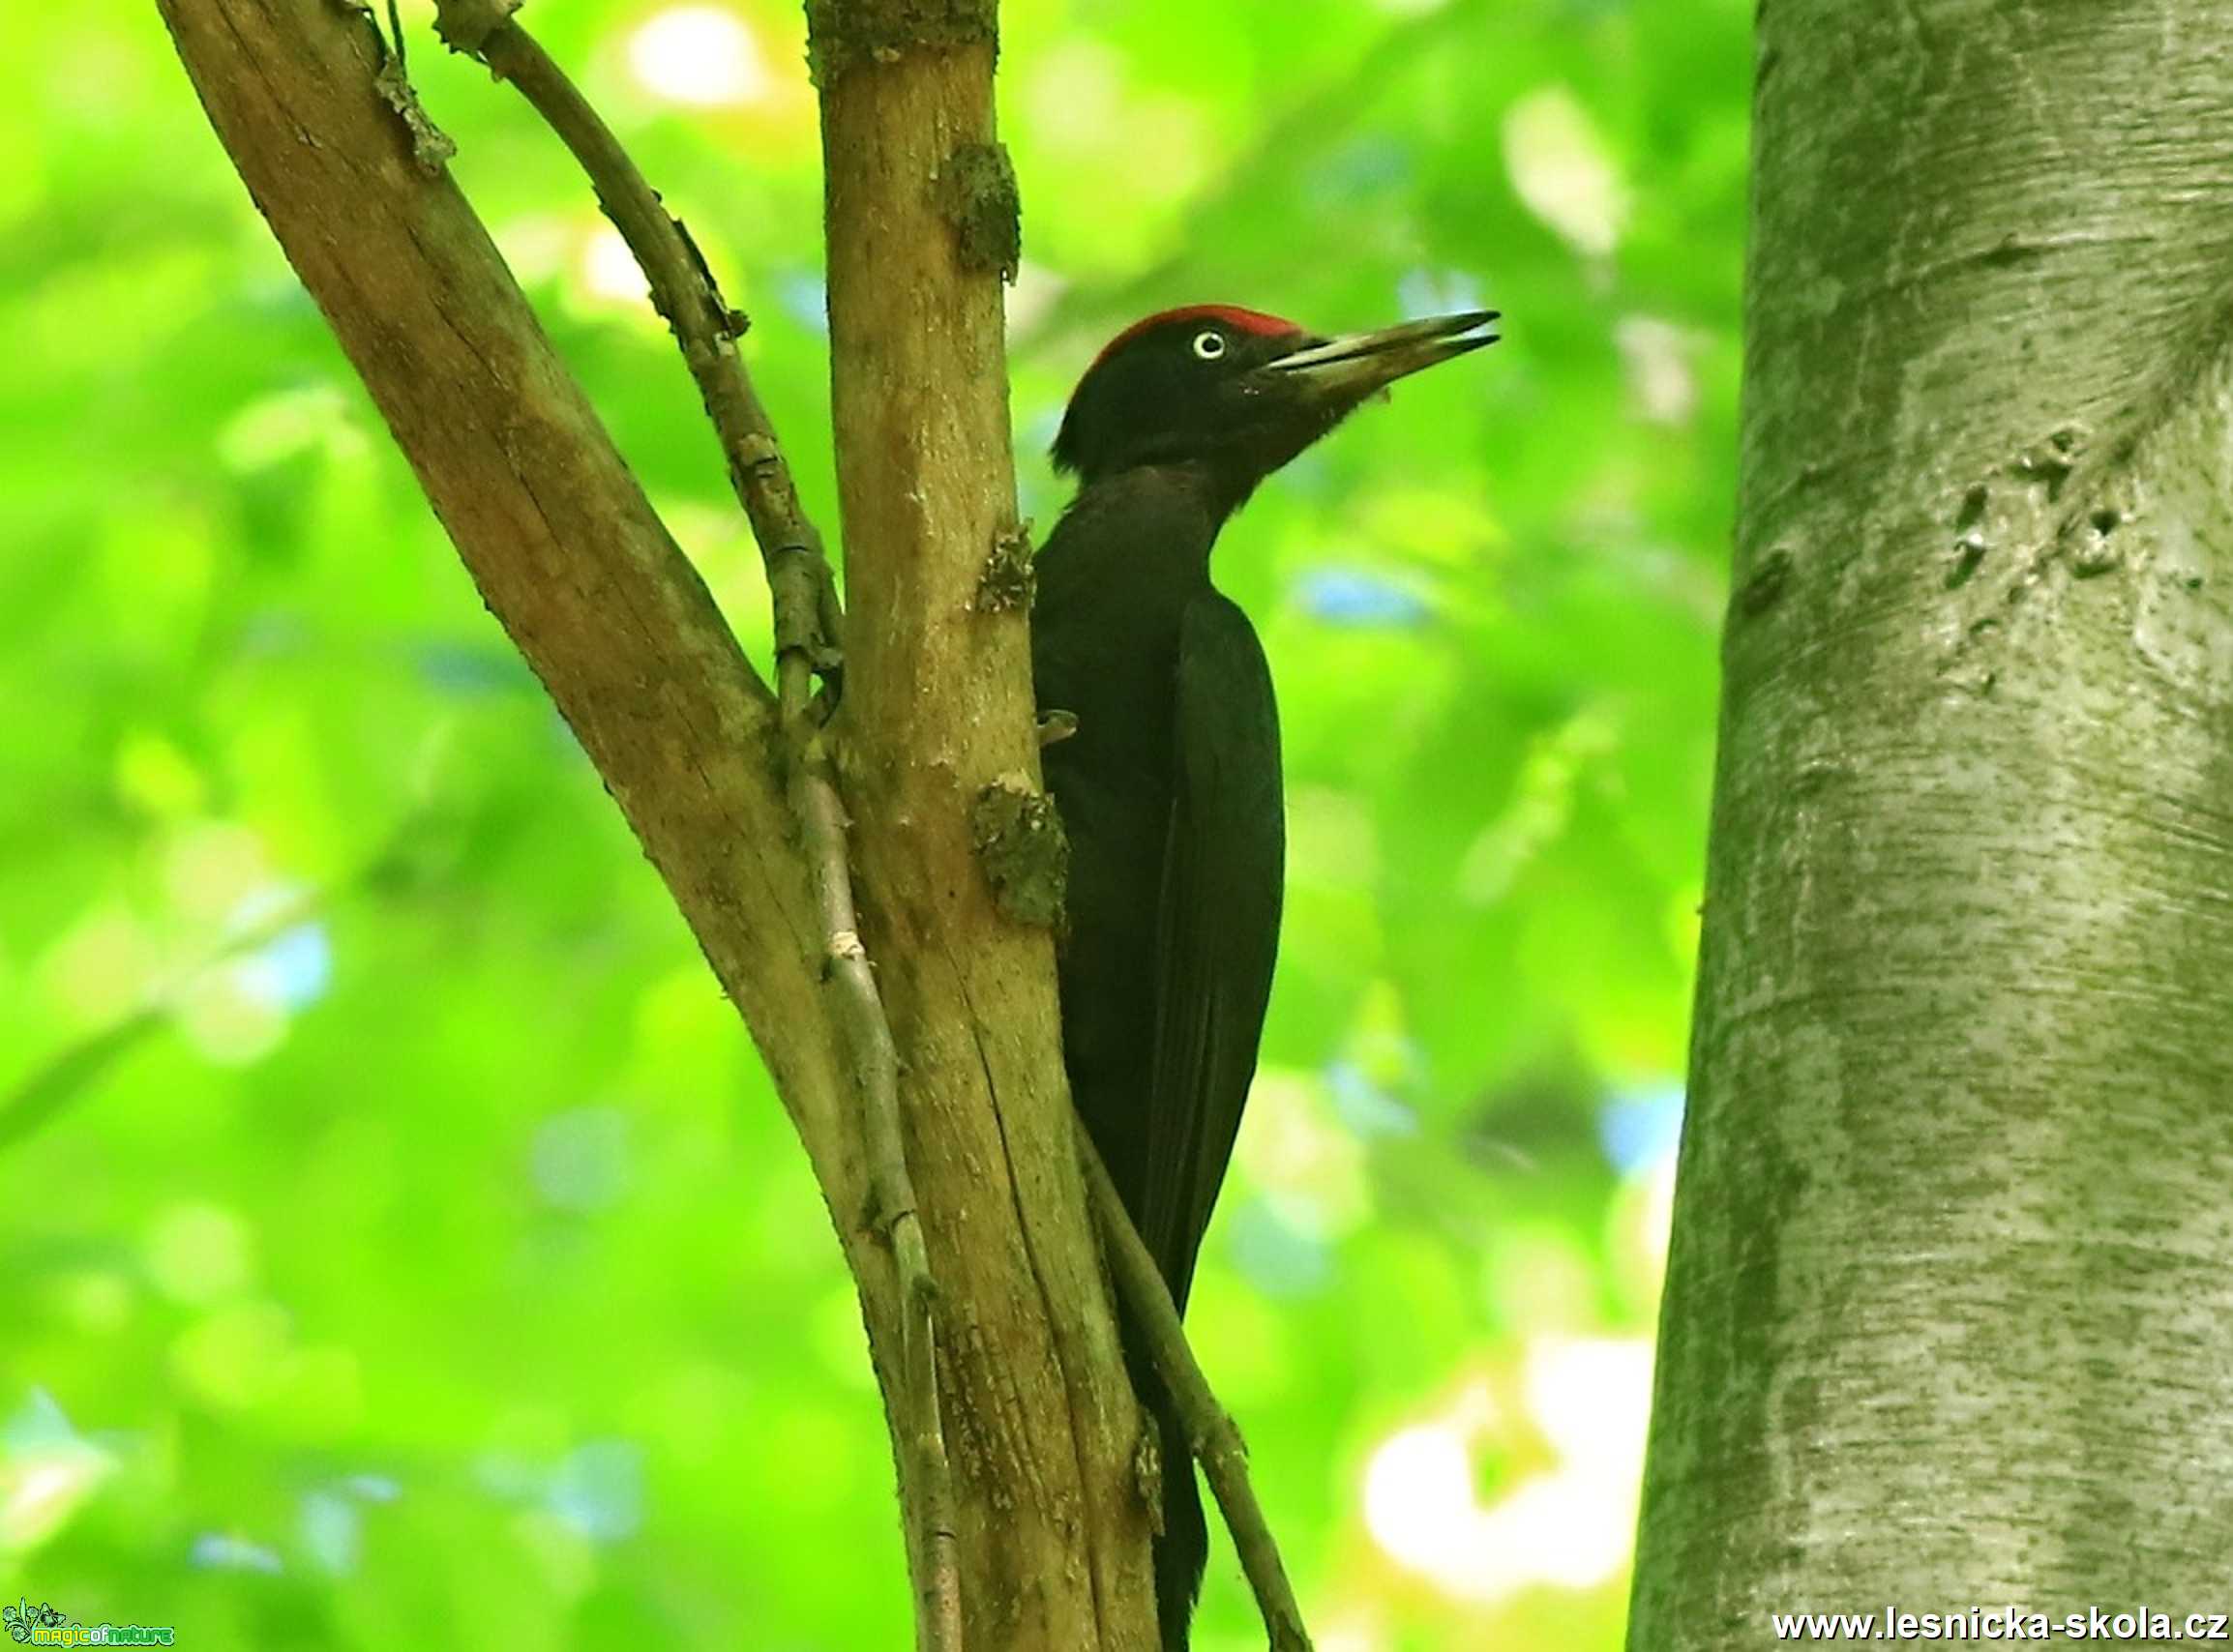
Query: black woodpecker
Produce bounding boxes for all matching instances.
[1030,303,1499,1647]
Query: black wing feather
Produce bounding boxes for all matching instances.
[1139,590,1284,1311]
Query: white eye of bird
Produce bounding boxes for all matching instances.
[1191,330,1227,361]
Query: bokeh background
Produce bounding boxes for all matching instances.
[1,0,1747,1645]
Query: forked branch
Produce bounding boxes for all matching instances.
[428,4,957,1641]
[431,0,841,692]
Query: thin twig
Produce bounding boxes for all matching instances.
[432,6,956,1643]
[382,0,406,70]
[440,0,843,686]
[0,1009,164,1155]
[1074,1117,1313,1652]
[794,732,962,1650]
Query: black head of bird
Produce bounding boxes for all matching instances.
[1052,304,1500,507]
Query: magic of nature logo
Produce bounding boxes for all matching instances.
[3,1599,175,1646]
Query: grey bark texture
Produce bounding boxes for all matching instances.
[1630,1,2233,1642]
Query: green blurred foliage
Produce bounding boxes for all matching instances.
[0,0,1745,1645]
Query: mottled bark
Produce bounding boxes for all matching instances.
[1632,2,2233,1642]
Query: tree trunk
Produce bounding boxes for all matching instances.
[155,0,1158,1643]
[1631,1,2233,1642]
[809,4,1156,1643]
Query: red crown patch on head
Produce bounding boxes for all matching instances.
[1087,305,1302,372]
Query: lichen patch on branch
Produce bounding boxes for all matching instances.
[333,0,456,171]
[975,522,1035,612]
[804,0,997,88]
[971,774,1068,930]
[430,0,518,57]
[941,142,1021,281]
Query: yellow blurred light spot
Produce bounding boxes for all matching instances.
[44,905,161,1025]
[627,6,772,107]
[1486,1467,1632,1591]
[1357,1437,1625,1607]
[1288,785,1380,892]
[513,1508,599,1603]
[1484,1224,1597,1336]
[171,1301,294,1410]
[1616,315,1698,425]
[1364,1345,1651,1601]
[1183,1272,1295,1406]
[1639,1153,1675,1273]
[274,1345,367,1441]
[175,969,288,1066]
[163,821,270,926]
[1523,1337,1653,1472]
[216,385,367,471]
[660,496,777,654]
[226,705,342,878]
[1124,99,1214,205]
[98,505,215,656]
[1353,486,1505,570]
[51,1271,134,1334]
[1315,1616,1390,1652]
[147,1202,254,1304]
[0,1448,114,1556]
[580,226,652,308]
[1026,41,1124,151]
[1345,979,1415,1095]
[493,214,576,284]
[1605,1153,1679,1318]
[1504,88,1628,258]
[1021,42,1217,201]
[1236,1069,1370,1238]
[1518,1339,1656,1586]
[1361,1420,1481,1582]
[115,732,207,819]
[632,1363,745,1459]
[1005,260,1066,338]
[51,29,153,125]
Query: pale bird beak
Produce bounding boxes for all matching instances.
[1267,310,1502,399]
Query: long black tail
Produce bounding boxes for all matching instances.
[1116,1307,1206,1651]
[1153,1393,1207,1651]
